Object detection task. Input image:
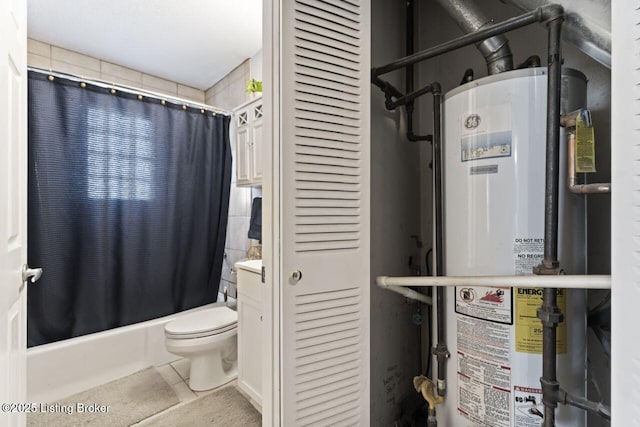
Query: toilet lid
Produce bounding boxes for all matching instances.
[165,306,237,336]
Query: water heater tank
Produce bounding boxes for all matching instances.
[439,67,587,426]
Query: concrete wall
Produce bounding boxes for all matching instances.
[27,39,205,103]
[370,0,425,424]
[413,1,611,424]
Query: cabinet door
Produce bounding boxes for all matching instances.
[251,118,263,183]
[238,297,263,405]
[236,108,252,184]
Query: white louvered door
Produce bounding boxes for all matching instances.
[611,0,639,425]
[279,0,370,425]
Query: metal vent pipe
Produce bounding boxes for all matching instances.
[435,0,514,74]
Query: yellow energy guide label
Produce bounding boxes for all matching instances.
[515,288,566,354]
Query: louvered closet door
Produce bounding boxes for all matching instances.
[280,0,370,425]
[611,0,639,424]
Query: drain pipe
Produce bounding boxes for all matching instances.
[435,0,514,74]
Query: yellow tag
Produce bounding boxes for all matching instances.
[515,288,566,354]
[575,111,596,173]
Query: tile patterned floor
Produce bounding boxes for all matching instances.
[129,359,248,426]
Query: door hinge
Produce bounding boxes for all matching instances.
[261,266,266,283]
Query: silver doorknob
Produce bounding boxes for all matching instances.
[291,270,302,282]
[22,264,43,284]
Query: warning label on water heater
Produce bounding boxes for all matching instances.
[513,386,545,426]
[456,285,514,427]
[513,237,544,276]
[456,314,512,427]
[455,286,513,325]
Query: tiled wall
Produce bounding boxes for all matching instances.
[208,58,262,299]
[204,59,251,110]
[27,39,205,103]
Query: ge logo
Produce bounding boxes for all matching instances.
[464,114,481,129]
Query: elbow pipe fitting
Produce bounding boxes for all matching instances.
[435,0,514,74]
[538,4,565,25]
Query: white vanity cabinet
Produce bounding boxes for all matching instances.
[235,259,263,411]
[234,97,263,186]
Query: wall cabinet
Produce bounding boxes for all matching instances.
[234,97,263,186]
[235,260,263,411]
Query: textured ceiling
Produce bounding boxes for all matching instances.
[27,0,262,90]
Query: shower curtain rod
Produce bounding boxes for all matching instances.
[28,67,232,116]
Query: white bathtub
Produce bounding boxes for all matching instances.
[27,301,229,403]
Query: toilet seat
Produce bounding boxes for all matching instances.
[165,306,237,339]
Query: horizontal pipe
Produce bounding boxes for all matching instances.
[567,131,611,194]
[378,282,433,305]
[557,389,611,420]
[373,7,553,77]
[388,84,436,109]
[377,275,611,289]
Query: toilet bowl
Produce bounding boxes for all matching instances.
[165,306,238,391]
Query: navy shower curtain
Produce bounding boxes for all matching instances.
[27,71,232,347]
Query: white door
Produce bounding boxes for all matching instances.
[611,0,639,424]
[275,0,371,425]
[0,0,29,425]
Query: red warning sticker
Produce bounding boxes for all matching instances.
[455,286,513,325]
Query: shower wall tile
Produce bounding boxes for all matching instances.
[225,249,247,281]
[28,39,50,57]
[226,216,251,252]
[177,84,205,103]
[51,46,101,71]
[228,185,251,217]
[28,53,50,70]
[101,74,142,91]
[50,60,101,80]
[205,59,251,111]
[101,61,143,85]
[27,39,206,104]
[142,74,178,95]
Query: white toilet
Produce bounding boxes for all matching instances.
[164,305,238,391]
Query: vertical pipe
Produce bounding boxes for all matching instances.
[406,0,414,96]
[539,16,564,427]
[541,288,559,427]
[543,19,563,270]
[432,87,448,396]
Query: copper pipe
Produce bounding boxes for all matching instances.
[567,131,611,194]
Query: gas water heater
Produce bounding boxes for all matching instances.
[439,67,587,427]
